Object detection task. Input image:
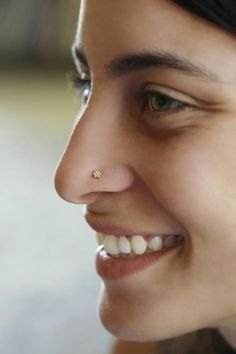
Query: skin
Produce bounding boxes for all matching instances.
[55,0,236,348]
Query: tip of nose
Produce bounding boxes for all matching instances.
[54,164,136,204]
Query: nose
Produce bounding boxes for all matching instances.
[54,104,135,204]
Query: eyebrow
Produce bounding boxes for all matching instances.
[72,45,220,82]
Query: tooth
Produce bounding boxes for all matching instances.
[103,235,120,255]
[148,236,163,251]
[131,235,147,255]
[164,235,182,248]
[96,232,104,246]
[119,236,131,254]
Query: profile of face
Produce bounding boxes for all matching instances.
[55,0,236,343]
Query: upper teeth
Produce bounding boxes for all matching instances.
[96,233,183,256]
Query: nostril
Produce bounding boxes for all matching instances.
[78,192,102,204]
[53,174,87,204]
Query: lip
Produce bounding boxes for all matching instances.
[86,219,184,280]
[96,243,183,281]
[86,219,179,238]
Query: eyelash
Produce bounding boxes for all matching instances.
[71,73,91,102]
[135,89,192,119]
[71,73,192,118]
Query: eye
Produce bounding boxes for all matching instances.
[71,72,91,104]
[137,89,193,118]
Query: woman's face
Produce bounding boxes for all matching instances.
[55,0,236,342]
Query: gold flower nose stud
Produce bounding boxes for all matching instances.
[91,170,102,179]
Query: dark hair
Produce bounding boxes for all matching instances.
[171,0,236,36]
[160,328,236,354]
[162,1,236,353]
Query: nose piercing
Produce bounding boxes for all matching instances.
[91,170,102,179]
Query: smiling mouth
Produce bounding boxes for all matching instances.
[96,232,184,258]
[95,232,184,280]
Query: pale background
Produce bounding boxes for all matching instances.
[0,1,114,353]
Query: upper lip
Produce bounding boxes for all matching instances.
[86,219,181,238]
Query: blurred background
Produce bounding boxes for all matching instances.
[0,1,113,353]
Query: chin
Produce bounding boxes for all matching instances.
[98,305,156,342]
[96,284,188,342]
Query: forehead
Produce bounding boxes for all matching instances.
[76,0,236,81]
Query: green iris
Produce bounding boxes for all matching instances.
[147,92,185,112]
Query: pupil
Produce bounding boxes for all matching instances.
[150,94,168,111]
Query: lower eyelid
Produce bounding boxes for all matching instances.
[144,105,195,121]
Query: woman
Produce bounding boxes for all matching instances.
[55,0,236,352]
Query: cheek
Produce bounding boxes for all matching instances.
[149,127,236,241]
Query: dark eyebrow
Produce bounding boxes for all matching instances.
[72,45,220,82]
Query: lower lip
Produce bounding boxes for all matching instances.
[96,243,182,280]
